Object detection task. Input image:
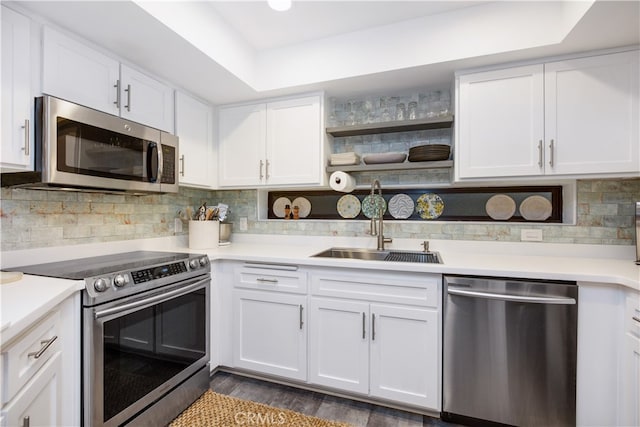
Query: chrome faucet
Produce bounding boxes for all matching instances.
[370,179,392,250]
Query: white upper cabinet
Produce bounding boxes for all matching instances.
[457,64,544,178]
[218,94,325,188]
[456,50,639,180]
[42,26,119,116]
[1,6,32,171]
[175,91,215,188]
[544,52,639,175]
[42,27,174,132]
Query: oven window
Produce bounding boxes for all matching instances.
[102,288,206,422]
[57,117,150,181]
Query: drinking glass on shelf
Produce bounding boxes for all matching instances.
[395,103,406,121]
[408,101,418,120]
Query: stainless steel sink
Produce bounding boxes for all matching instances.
[311,247,442,264]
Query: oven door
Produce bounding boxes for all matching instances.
[83,275,210,427]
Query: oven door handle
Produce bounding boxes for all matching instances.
[94,278,208,319]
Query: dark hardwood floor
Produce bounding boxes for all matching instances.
[210,371,459,427]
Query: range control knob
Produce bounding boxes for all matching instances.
[199,257,208,267]
[189,259,199,269]
[113,274,127,287]
[94,278,109,292]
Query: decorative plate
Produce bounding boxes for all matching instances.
[291,197,312,218]
[485,194,516,220]
[388,194,414,219]
[361,194,387,219]
[416,193,445,219]
[272,197,291,218]
[520,195,552,221]
[336,194,361,219]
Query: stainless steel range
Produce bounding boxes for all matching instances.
[7,251,211,427]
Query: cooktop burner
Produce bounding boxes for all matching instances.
[4,251,192,280]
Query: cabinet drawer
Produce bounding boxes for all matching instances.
[626,292,640,338]
[234,264,307,294]
[1,310,61,404]
[311,270,441,308]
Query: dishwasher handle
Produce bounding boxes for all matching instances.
[448,287,576,305]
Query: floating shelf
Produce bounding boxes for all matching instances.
[326,160,453,173]
[326,115,454,137]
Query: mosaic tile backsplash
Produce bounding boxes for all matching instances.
[1,178,638,251]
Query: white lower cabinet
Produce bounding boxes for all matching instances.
[1,353,62,427]
[308,269,441,411]
[0,293,79,427]
[620,291,640,427]
[231,263,308,381]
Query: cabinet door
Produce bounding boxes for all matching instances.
[457,65,544,179]
[42,27,119,115]
[620,333,640,427]
[175,91,214,187]
[544,50,639,175]
[2,352,62,427]
[232,290,307,380]
[266,96,322,186]
[1,6,31,171]
[218,104,266,187]
[120,65,174,132]
[369,304,440,409]
[308,298,369,394]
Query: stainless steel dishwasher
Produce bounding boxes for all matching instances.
[442,275,578,426]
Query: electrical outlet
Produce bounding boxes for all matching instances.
[174,218,183,233]
[521,229,543,242]
[239,217,248,231]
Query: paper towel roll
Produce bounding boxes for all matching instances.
[330,171,356,193]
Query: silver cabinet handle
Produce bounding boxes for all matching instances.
[549,139,555,167]
[448,287,576,305]
[21,119,29,155]
[299,305,304,330]
[259,160,264,180]
[538,140,543,168]
[124,84,131,112]
[265,159,270,180]
[362,312,366,339]
[114,80,121,108]
[27,335,57,359]
[372,313,376,341]
[23,416,29,427]
[179,155,185,177]
[256,277,278,284]
[633,316,640,324]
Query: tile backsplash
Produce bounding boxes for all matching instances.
[1,178,638,251]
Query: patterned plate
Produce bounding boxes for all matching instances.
[416,193,445,219]
[388,194,414,219]
[272,197,291,218]
[291,197,312,218]
[336,195,361,219]
[361,194,387,219]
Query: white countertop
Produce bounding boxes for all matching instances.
[0,274,84,347]
[1,234,638,345]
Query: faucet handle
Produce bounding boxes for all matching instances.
[421,240,430,252]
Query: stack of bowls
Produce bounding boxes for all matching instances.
[408,144,450,162]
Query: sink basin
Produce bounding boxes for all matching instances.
[311,247,442,264]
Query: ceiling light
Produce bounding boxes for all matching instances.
[268,0,291,12]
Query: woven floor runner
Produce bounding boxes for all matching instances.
[170,389,353,427]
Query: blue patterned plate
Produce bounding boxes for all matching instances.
[361,194,386,219]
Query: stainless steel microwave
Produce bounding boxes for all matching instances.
[2,96,179,193]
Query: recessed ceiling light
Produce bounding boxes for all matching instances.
[268,0,292,12]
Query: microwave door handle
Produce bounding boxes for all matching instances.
[157,142,163,183]
[146,142,159,182]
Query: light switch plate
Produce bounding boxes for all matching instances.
[239,217,248,231]
[521,229,543,242]
[174,218,183,233]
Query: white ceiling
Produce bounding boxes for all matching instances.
[9,0,640,106]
